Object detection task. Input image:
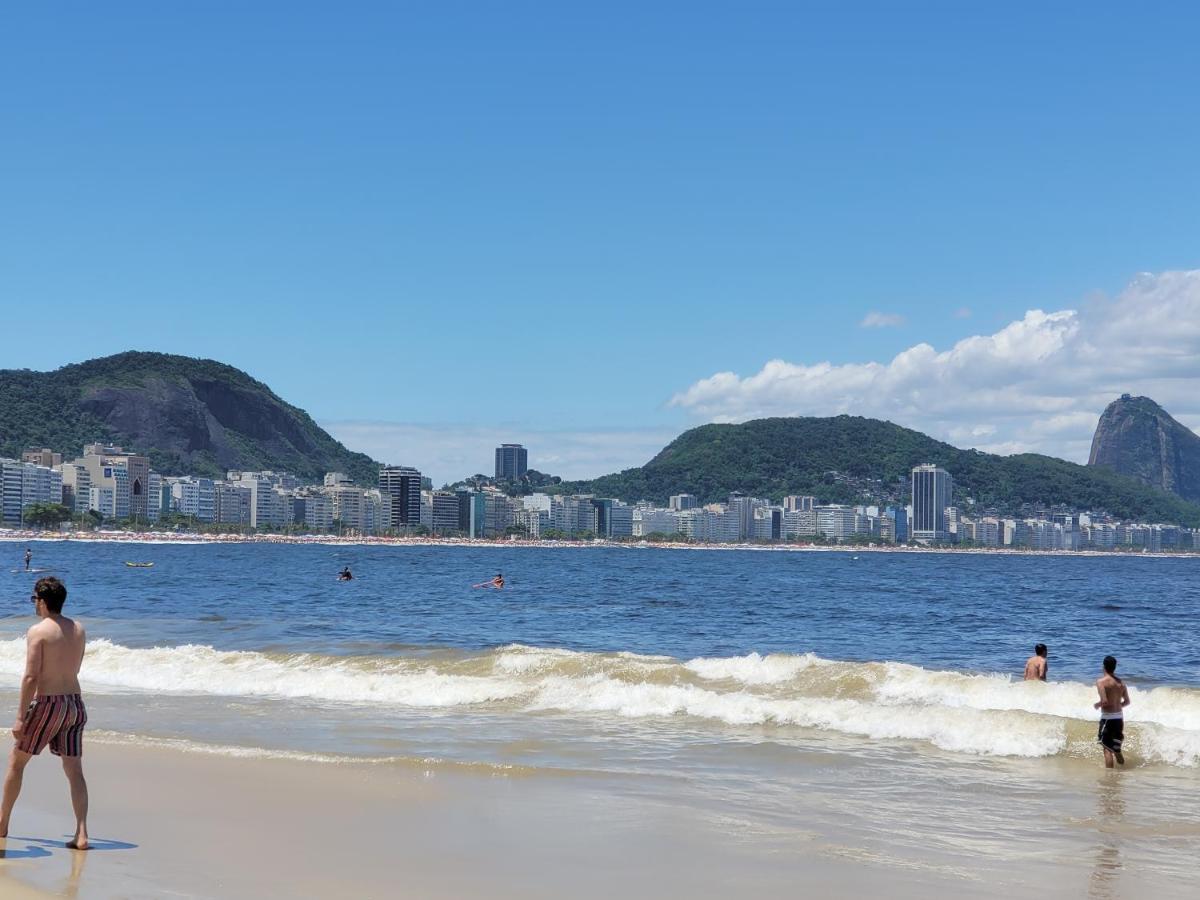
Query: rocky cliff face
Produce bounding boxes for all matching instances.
[0,352,381,484]
[1088,395,1200,503]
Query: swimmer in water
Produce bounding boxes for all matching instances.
[473,573,504,589]
[338,567,353,581]
[1023,643,1048,681]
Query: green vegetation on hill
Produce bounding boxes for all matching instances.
[0,351,381,485]
[555,416,1200,526]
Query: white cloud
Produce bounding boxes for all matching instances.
[860,311,906,328]
[320,421,679,487]
[671,270,1200,462]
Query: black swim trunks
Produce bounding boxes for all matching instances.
[1098,716,1124,753]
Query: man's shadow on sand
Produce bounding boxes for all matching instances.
[1,836,137,898]
[0,836,137,858]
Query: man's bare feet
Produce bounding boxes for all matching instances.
[66,837,89,851]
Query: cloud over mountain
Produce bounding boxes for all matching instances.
[671,270,1200,462]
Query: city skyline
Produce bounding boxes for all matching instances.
[6,442,1192,553]
[3,6,1199,483]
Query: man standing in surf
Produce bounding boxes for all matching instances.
[1023,643,1048,681]
[1094,655,1130,768]
[0,576,90,849]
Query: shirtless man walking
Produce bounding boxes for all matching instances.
[0,576,90,848]
[1023,643,1048,681]
[1094,655,1130,769]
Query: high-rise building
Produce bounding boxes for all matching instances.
[669,493,698,511]
[783,496,816,513]
[1,458,64,526]
[815,505,856,542]
[884,505,909,542]
[57,462,92,515]
[214,482,252,525]
[22,449,62,468]
[431,491,463,533]
[911,464,953,542]
[171,477,216,522]
[82,444,150,520]
[494,444,528,481]
[378,466,422,529]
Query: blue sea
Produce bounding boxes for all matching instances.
[3,538,1200,896]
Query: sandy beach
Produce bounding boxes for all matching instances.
[0,735,1192,899]
[2,527,1197,560]
[0,740,946,900]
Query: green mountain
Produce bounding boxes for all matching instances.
[556,415,1200,526]
[1088,395,1200,503]
[0,351,380,484]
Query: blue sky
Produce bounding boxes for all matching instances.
[3,3,1199,484]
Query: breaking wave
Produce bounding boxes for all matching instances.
[2,639,1199,766]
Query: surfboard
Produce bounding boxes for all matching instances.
[125,562,155,568]
[10,567,51,574]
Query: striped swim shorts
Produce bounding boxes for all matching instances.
[16,693,87,757]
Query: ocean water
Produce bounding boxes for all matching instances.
[3,539,1200,896]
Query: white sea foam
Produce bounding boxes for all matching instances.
[2,638,1198,765]
[0,638,526,707]
[685,651,825,685]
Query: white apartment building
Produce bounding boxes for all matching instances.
[633,507,678,537]
[236,476,289,528]
[171,477,216,522]
[551,496,596,536]
[1,458,65,526]
[783,509,816,538]
[523,493,552,513]
[57,462,92,515]
[302,492,335,531]
[816,505,857,542]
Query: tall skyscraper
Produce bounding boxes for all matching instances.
[494,444,528,481]
[911,464,953,542]
[378,465,422,529]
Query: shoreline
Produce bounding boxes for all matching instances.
[6,737,1188,900]
[1,526,1197,560]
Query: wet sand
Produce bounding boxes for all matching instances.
[0,740,1120,900]
[5,738,1195,899]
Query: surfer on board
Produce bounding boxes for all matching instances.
[338,567,353,581]
[24,549,32,572]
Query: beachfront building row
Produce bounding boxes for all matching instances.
[5,447,1200,551]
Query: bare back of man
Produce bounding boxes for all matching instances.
[1095,656,1131,768]
[30,616,86,695]
[1023,644,1048,681]
[0,577,90,849]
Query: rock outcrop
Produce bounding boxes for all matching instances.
[1088,395,1200,503]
